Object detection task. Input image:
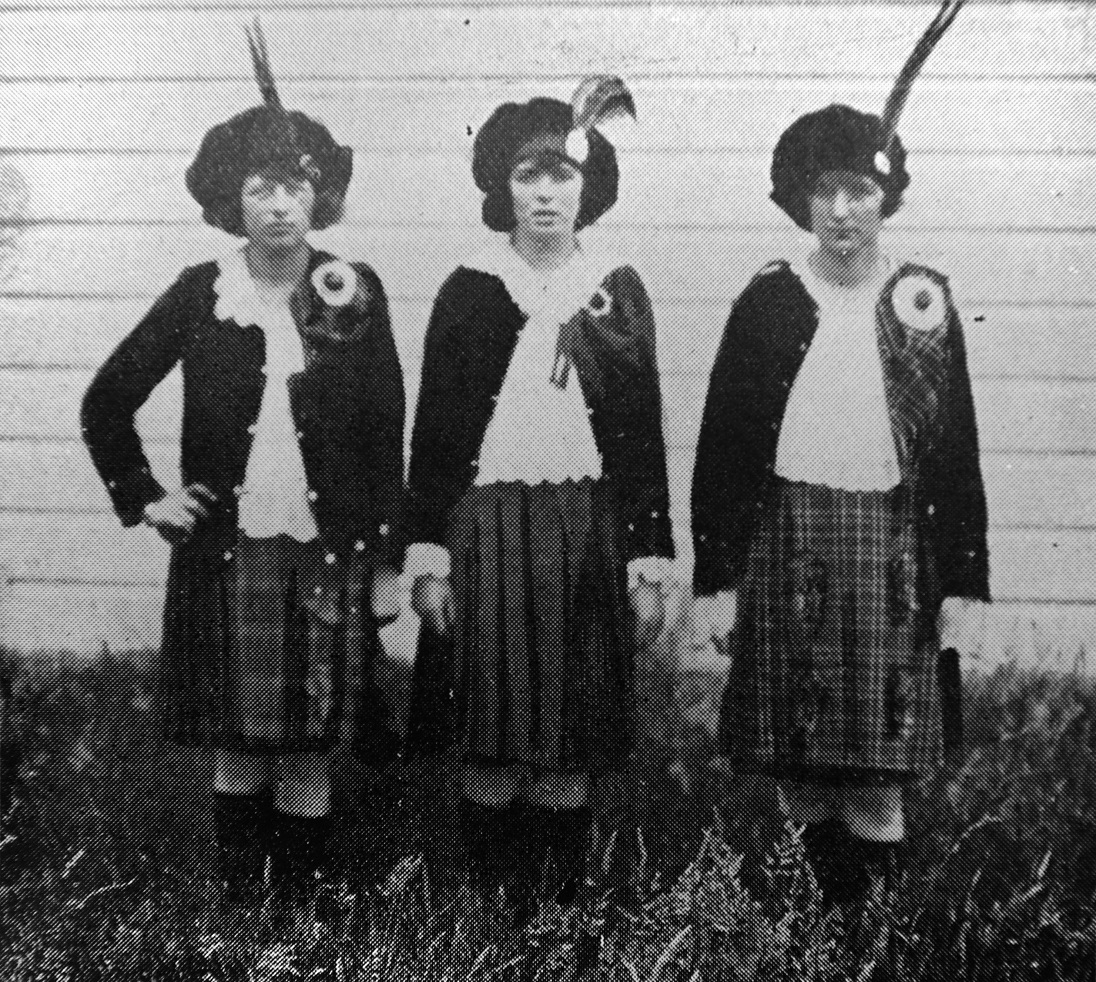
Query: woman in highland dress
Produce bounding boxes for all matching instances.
[406,80,674,913]
[81,25,404,908]
[692,0,989,904]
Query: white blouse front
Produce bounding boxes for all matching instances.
[214,249,319,542]
[774,258,901,491]
[470,241,606,486]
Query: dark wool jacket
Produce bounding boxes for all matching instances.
[408,264,674,562]
[81,249,405,567]
[692,261,990,602]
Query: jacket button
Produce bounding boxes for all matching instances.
[650,510,659,518]
[355,540,366,551]
[927,504,936,516]
[233,485,243,497]
[308,490,318,501]
[325,553,336,564]
[379,523,390,536]
[247,424,257,434]
[628,523,635,531]
[223,550,233,561]
[314,586,322,595]
[296,430,304,440]
[799,342,808,352]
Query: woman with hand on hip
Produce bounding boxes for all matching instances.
[81,24,405,909]
[692,0,989,905]
[406,80,674,915]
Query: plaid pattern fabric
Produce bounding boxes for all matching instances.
[438,478,633,772]
[160,535,347,754]
[719,479,943,782]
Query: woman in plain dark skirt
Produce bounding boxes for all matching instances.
[692,1,989,904]
[406,80,674,911]
[81,26,404,906]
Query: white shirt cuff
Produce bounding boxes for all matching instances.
[404,542,451,580]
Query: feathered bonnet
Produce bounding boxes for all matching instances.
[472,77,636,232]
[185,19,353,235]
[771,0,964,230]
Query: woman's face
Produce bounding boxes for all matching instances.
[809,170,885,259]
[240,171,315,251]
[509,155,583,240]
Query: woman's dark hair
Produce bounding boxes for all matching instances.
[473,97,619,233]
[770,104,910,232]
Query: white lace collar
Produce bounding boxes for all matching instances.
[465,236,619,327]
[212,247,305,375]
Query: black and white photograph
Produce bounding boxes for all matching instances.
[0,1,1093,979]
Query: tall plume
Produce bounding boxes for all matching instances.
[244,17,282,110]
[879,0,964,151]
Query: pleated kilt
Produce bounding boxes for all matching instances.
[412,478,634,772]
[159,534,347,754]
[719,479,944,784]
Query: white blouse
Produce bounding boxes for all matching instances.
[774,258,901,491]
[471,240,606,485]
[213,249,318,542]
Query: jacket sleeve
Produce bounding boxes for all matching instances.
[691,280,771,596]
[607,266,675,562]
[922,305,991,601]
[359,266,407,569]
[407,273,476,546]
[81,269,196,527]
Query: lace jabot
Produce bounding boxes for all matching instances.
[213,248,306,378]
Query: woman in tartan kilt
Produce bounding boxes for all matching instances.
[80,25,404,908]
[692,1,990,904]
[406,80,674,915]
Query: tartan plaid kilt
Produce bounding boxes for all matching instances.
[719,478,944,783]
[158,534,348,754]
[413,478,634,772]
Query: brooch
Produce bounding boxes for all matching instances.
[891,272,946,333]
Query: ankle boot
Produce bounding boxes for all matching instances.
[542,806,592,906]
[213,790,271,908]
[269,811,332,906]
[802,819,862,906]
[463,799,538,923]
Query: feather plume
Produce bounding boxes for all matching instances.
[244,17,282,110]
[879,0,964,150]
[571,76,637,132]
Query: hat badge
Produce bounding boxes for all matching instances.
[565,128,590,164]
[873,150,892,177]
[298,153,320,182]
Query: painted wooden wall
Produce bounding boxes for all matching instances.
[0,1,1093,676]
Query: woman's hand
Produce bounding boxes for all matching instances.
[631,577,666,649]
[411,574,455,638]
[142,484,217,544]
[937,596,988,662]
[370,565,403,626]
[693,590,739,656]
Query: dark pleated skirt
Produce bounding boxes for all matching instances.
[719,479,944,784]
[411,478,634,772]
[159,534,347,754]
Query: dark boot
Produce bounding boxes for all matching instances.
[855,838,905,900]
[213,790,271,908]
[802,819,862,906]
[541,806,592,906]
[269,811,333,912]
[464,799,539,923]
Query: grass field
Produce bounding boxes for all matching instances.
[1,647,1095,981]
